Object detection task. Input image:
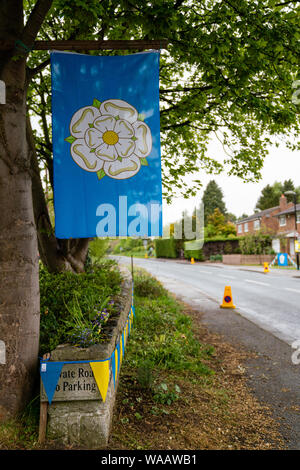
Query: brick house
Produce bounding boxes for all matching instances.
[236,194,300,257]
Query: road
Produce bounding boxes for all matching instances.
[115,256,300,346]
[114,256,300,448]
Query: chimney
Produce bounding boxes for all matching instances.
[279,194,288,210]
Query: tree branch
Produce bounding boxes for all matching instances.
[26,57,50,81]
[21,0,53,53]
[160,85,212,94]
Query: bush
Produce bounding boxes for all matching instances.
[184,249,204,261]
[210,254,223,262]
[39,260,122,354]
[239,232,273,255]
[133,271,166,298]
[113,238,143,254]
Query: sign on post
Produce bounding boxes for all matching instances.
[278,253,288,266]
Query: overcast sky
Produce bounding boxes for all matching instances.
[162,138,300,225]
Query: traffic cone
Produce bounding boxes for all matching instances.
[191,257,195,264]
[263,262,269,273]
[220,286,236,309]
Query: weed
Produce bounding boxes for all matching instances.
[136,360,155,390]
[153,383,181,406]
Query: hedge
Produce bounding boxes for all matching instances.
[204,235,239,242]
[155,238,178,258]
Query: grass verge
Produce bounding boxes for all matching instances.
[108,269,285,450]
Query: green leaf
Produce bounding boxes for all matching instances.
[93,98,101,109]
[140,158,148,166]
[97,169,106,180]
[65,135,76,144]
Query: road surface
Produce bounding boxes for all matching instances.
[115,256,300,346]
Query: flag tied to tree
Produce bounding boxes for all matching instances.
[51,51,162,239]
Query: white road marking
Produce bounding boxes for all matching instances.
[245,279,270,287]
[284,288,300,294]
[218,274,236,280]
[183,267,213,274]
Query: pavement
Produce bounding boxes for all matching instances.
[113,256,300,449]
[146,257,300,277]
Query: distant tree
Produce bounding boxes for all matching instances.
[226,212,237,223]
[255,184,279,211]
[205,208,236,238]
[281,179,298,203]
[202,180,227,225]
[238,213,249,220]
[255,180,299,211]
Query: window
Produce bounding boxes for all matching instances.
[244,222,248,232]
[254,219,260,230]
[297,212,300,224]
[279,215,286,226]
[272,238,280,253]
[238,224,242,234]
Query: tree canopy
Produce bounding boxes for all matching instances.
[1,0,300,419]
[201,179,227,224]
[26,0,300,205]
[205,207,237,238]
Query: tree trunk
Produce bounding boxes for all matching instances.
[0,0,53,420]
[0,12,39,421]
[28,115,90,273]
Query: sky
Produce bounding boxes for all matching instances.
[162,138,300,225]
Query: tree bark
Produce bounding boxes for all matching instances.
[28,115,89,273]
[0,0,52,420]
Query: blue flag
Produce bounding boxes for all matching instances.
[51,51,162,239]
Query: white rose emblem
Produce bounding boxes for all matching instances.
[65,99,152,180]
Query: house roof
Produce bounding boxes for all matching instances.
[237,206,278,224]
[274,204,300,217]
